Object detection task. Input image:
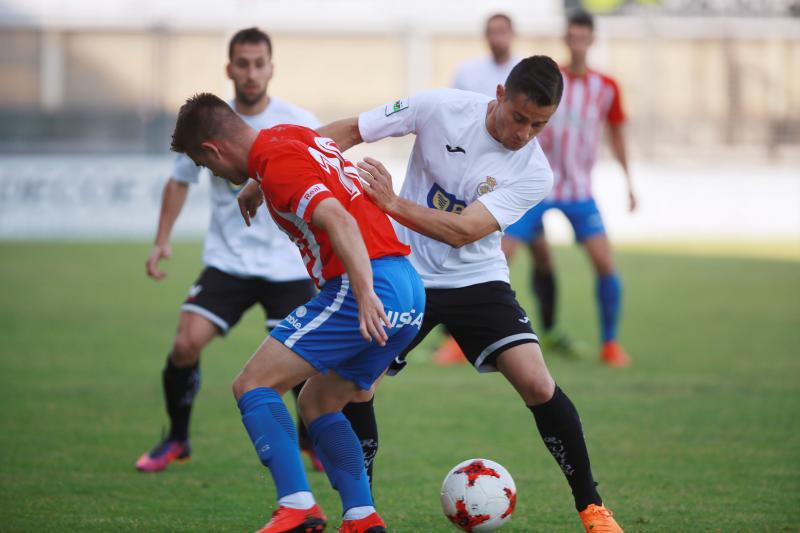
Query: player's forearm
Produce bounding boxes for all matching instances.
[317,117,363,152]
[154,179,189,245]
[386,197,479,249]
[324,210,375,296]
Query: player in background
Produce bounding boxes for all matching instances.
[320,56,624,532]
[503,9,637,367]
[171,93,424,533]
[136,28,325,473]
[435,12,522,366]
[452,13,521,97]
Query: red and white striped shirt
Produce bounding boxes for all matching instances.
[538,67,625,202]
[247,125,410,287]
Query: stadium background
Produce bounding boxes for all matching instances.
[0,0,798,531]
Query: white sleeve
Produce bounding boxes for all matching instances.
[296,109,321,129]
[452,64,467,91]
[477,160,554,231]
[171,154,201,184]
[357,89,446,143]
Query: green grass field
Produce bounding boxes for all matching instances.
[1,242,798,532]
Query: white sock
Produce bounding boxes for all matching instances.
[343,505,376,521]
[278,491,315,510]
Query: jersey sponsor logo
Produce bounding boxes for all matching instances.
[285,314,304,330]
[427,184,466,214]
[445,144,466,154]
[476,176,497,197]
[384,98,409,116]
[303,185,324,201]
[385,308,424,330]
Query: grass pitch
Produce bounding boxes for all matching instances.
[0,241,798,532]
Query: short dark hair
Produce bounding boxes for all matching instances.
[228,27,272,60]
[486,13,513,31]
[567,8,595,31]
[171,93,239,155]
[504,55,564,107]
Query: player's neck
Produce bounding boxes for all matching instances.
[240,127,261,179]
[566,58,588,77]
[492,51,512,65]
[235,94,271,116]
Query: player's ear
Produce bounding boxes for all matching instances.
[225,62,233,81]
[200,141,222,161]
[496,84,506,102]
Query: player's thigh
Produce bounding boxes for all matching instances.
[233,336,318,399]
[440,282,539,373]
[258,278,317,331]
[582,233,615,276]
[180,267,259,335]
[495,342,555,406]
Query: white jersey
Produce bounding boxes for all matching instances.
[358,88,552,289]
[452,56,522,97]
[172,97,319,281]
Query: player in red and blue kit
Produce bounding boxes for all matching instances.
[503,9,637,367]
[170,93,424,533]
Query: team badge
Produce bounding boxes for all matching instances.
[427,184,466,214]
[295,306,307,318]
[476,176,497,196]
[385,98,409,116]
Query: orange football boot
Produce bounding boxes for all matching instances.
[338,512,386,533]
[579,504,623,532]
[432,335,467,366]
[255,504,326,533]
[601,341,631,368]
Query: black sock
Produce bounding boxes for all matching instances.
[529,386,601,511]
[291,381,311,448]
[162,355,200,442]
[533,269,557,331]
[342,397,378,488]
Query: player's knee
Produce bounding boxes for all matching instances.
[171,331,206,364]
[518,372,556,406]
[231,372,250,401]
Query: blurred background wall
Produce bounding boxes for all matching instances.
[0,0,798,241]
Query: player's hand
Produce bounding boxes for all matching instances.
[356,289,390,346]
[237,180,264,227]
[628,189,638,212]
[146,243,171,281]
[357,157,398,213]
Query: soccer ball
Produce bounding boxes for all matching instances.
[440,458,517,532]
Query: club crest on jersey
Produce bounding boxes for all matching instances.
[476,176,497,197]
[385,98,409,116]
[427,184,466,214]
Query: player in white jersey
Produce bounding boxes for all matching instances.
[320,56,625,532]
[503,10,637,368]
[436,12,522,365]
[136,28,323,473]
[452,13,521,98]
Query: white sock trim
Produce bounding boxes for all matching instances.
[278,491,315,510]
[343,505,376,521]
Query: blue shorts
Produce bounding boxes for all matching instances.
[270,256,425,390]
[504,198,606,243]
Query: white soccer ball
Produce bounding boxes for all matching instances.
[440,458,517,532]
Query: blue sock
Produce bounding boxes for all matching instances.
[309,412,373,513]
[596,273,622,343]
[238,387,311,499]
